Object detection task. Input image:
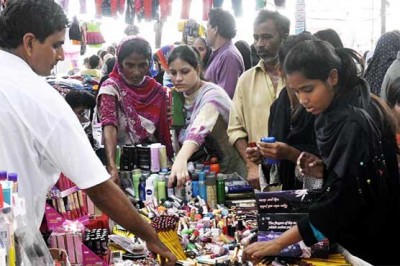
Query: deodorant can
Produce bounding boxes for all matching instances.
[260,136,279,164]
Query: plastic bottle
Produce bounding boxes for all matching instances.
[158,145,168,169]
[216,174,226,205]
[206,172,217,210]
[150,143,161,173]
[145,174,157,203]
[157,173,167,202]
[198,171,207,201]
[185,180,193,201]
[260,136,279,164]
[138,175,146,202]
[191,173,199,198]
[165,175,175,197]
[131,169,142,199]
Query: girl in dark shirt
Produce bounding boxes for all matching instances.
[244,40,400,265]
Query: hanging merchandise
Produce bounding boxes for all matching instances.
[213,0,223,8]
[80,0,87,14]
[86,21,105,47]
[202,0,212,21]
[101,0,111,17]
[275,0,286,7]
[159,0,172,21]
[231,0,242,17]
[143,0,153,21]
[256,0,265,10]
[135,0,145,22]
[152,0,159,20]
[182,19,206,45]
[125,0,135,24]
[60,0,69,14]
[180,0,192,20]
[110,0,125,17]
[295,0,306,34]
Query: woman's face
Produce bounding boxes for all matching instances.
[286,70,337,115]
[192,38,207,62]
[169,58,200,95]
[121,52,149,85]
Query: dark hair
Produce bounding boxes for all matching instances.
[278,32,317,66]
[118,38,152,65]
[65,90,96,110]
[0,0,68,49]
[88,55,100,69]
[284,40,363,95]
[314,28,344,48]
[193,37,212,68]
[168,45,204,79]
[235,40,252,71]
[106,45,116,56]
[253,9,290,40]
[98,50,108,61]
[386,77,400,109]
[105,57,116,74]
[208,8,237,39]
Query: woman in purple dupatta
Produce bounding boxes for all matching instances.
[97,36,172,185]
[166,45,246,188]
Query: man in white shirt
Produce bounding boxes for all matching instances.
[0,1,176,264]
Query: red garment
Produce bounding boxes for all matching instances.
[95,0,102,18]
[110,0,125,16]
[143,0,152,21]
[202,0,213,21]
[135,0,142,13]
[181,0,192,19]
[159,0,172,20]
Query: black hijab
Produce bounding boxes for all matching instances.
[315,79,371,177]
[268,87,318,189]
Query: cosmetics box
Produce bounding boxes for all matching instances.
[255,189,321,213]
[258,231,329,259]
[257,213,306,232]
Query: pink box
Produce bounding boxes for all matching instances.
[73,234,83,264]
[66,234,76,264]
[56,234,66,251]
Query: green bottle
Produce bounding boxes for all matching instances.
[157,173,167,202]
[217,173,226,205]
[132,169,142,199]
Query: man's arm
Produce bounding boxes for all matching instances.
[235,138,260,189]
[84,180,177,265]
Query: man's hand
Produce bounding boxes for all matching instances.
[246,146,262,165]
[247,163,260,190]
[146,240,177,265]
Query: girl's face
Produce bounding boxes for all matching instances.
[286,70,338,115]
[192,38,208,62]
[121,52,149,85]
[169,58,201,95]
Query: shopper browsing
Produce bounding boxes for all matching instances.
[166,45,245,188]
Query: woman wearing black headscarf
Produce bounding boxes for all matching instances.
[244,40,400,265]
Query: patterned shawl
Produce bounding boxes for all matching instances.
[98,36,173,156]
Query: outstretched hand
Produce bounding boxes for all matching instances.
[296,152,324,178]
[146,240,177,265]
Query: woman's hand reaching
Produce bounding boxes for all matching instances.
[296,152,324,178]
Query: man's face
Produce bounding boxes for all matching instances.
[253,19,283,64]
[27,29,66,76]
[206,22,217,47]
